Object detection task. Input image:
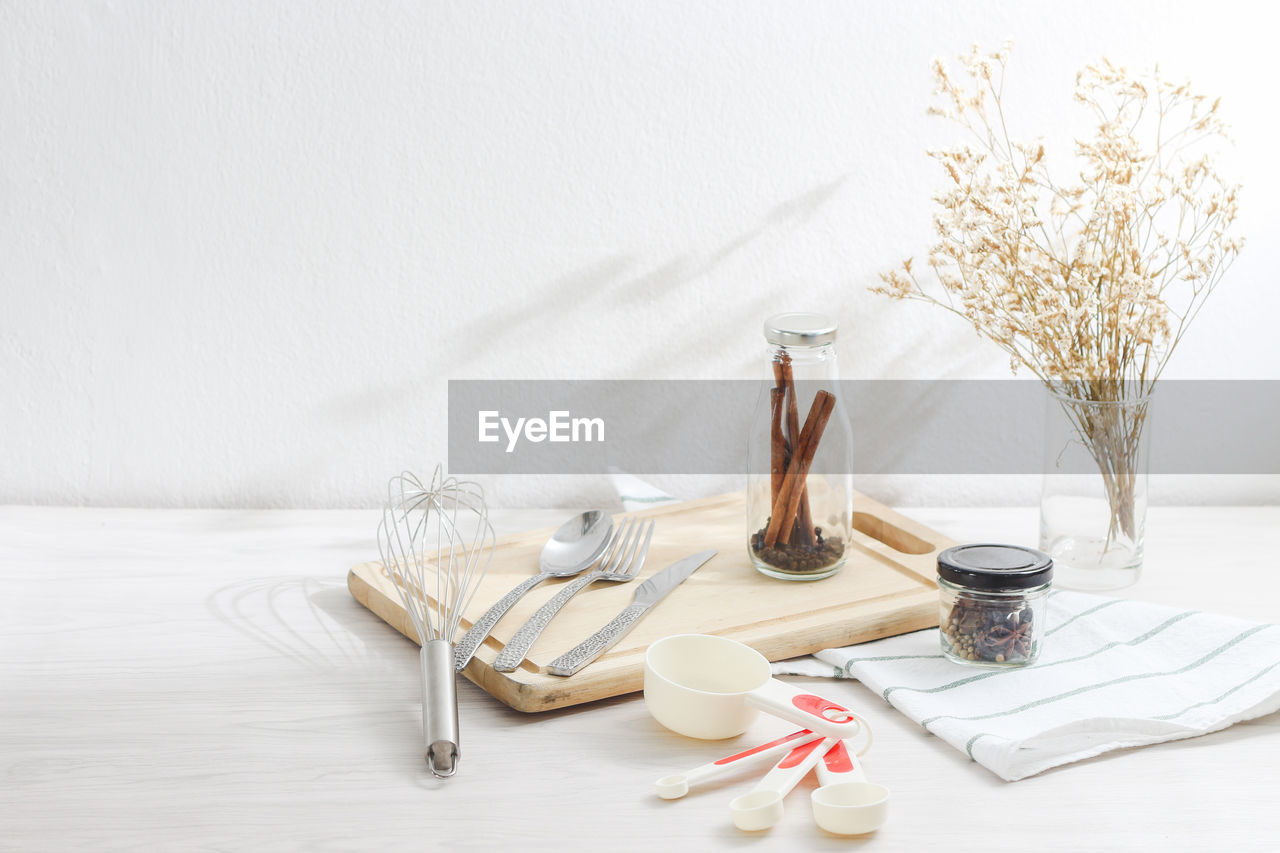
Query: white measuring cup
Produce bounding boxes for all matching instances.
[728,736,836,831]
[655,729,824,800]
[810,739,890,835]
[644,634,867,740]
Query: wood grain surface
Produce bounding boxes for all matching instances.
[4,505,1279,851]
[348,490,954,711]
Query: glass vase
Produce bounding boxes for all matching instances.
[1038,388,1151,591]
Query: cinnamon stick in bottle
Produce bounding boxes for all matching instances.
[771,357,817,547]
[769,387,785,506]
[763,389,836,549]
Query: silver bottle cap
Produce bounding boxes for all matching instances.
[764,313,838,347]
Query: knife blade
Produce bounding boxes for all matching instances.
[545,549,717,677]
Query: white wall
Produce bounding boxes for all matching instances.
[3,1,1278,508]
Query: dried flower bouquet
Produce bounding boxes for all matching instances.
[878,44,1243,558]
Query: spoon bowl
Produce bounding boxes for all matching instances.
[727,736,834,832]
[729,789,785,831]
[540,510,613,575]
[811,782,890,835]
[810,739,889,835]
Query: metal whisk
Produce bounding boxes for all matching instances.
[377,467,494,778]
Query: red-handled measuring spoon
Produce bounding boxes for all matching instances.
[811,739,890,835]
[655,729,824,799]
[729,736,837,831]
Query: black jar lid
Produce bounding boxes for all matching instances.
[937,543,1053,591]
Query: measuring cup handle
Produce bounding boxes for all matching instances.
[814,739,868,787]
[746,679,865,739]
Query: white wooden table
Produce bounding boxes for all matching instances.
[2,504,1277,851]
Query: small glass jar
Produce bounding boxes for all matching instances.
[937,544,1053,667]
[746,313,853,581]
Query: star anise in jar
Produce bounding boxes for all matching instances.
[977,616,1034,663]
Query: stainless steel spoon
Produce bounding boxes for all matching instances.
[453,510,612,670]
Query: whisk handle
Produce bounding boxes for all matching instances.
[453,572,550,671]
[421,639,460,778]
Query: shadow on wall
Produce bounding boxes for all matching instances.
[445,176,852,378]
[304,177,853,440]
[301,175,995,507]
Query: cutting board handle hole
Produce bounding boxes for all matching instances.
[851,512,933,556]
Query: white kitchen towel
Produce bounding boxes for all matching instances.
[608,470,681,512]
[772,590,1280,781]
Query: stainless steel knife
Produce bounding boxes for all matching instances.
[545,549,717,677]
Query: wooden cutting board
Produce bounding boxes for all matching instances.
[347,491,953,712]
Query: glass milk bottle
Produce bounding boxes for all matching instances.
[746,313,853,581]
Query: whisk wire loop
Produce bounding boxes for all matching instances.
[377,466,495,645]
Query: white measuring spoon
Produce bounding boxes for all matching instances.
[810,739,890,835]
[655,729,824,800]
[728,736,836,831]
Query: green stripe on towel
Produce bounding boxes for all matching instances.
[842,654,944,677]
[1045,598,1126,637]
[922,623,1274,732]
[882,611,1197,702]
[1151,657,1280,722]
[964,653,1280,760]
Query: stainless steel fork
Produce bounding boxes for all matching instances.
[492,517,655,673]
